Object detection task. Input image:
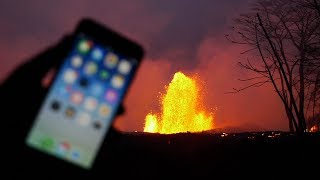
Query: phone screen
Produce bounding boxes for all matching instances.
[26,33,138,169]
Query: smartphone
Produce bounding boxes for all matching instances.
[25,19,144,169]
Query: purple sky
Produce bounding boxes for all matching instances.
[0,0,288,131]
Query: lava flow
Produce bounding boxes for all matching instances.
[144,72,215,134]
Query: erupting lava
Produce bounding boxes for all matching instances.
[144,72,215,134]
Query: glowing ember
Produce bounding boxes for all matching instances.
[144,72,215,134]
[310,125,318,132]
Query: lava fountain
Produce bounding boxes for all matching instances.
[144,72,215,134]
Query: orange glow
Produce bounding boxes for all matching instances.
[144,72,215,134]
[310,125,318,132]
[144,113,159,132]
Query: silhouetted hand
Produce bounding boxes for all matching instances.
[0,35,124,178]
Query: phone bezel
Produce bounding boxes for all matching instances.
[75,18,144,61]
[24,18,144,172]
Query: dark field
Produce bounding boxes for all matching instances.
[9,131,320,179]
[95,131,320,179]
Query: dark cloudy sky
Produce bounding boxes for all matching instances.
[0,0,288,131]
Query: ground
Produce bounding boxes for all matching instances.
[9,131,320,178]
[93,131,320,178]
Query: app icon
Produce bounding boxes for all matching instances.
[111,75,124,89]
[105,89,118,103]
[93,120,102,130]
[57,141,70,155]
[77,39,92,54]
[71,150,80,160]
[104,52,118,68]
[58,85,72,96]
[77,112,91,126]
[84,97,98,111]
[50,100,61,112]
[40,137,55,151]
[65,106,76,119]
[63,69,77,84]
[71,55,83,68]
[118,60,132,74]
[99,70,110,80]
[90,83,103,96]
[98,103,111,117]
[84,62,97,75]
[70,91,83,104]
[91,47,104,61]
[79,77,89,88]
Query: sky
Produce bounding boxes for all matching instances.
[0,0,288,132]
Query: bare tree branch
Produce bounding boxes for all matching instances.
[227,0,320,133]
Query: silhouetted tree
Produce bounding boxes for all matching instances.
[227,0,320,133]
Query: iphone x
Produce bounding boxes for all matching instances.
[25,18,144,169]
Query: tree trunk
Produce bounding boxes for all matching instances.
[314,0,320,17]
[287,108,294,132]
[299,54,307,131]
[287,100,294,132]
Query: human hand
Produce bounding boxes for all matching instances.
[1,35,124,177]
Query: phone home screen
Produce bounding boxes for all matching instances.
[26,34,138,169]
